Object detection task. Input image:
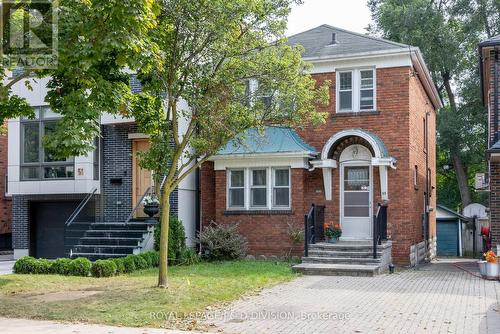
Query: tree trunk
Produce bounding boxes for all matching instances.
[452,154,471,207]
[442,73,472,208]
[158,187,171,288]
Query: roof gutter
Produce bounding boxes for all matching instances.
[409,49,443,110]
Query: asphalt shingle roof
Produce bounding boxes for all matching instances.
[217,127,316,156]
[479,35,500,47]
[288,24,410,59]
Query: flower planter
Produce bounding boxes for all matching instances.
[486,262,499,280]
[478,260,487,277]
[328,237,339,244]
[143,204,160,218]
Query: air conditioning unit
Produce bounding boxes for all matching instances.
[475,173,488,190]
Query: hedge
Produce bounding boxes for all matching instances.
[12,251,168,277]
[91,259,117,277]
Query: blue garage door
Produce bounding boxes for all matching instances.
[437,220,459,256]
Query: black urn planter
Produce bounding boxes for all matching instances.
[143,204,160,223]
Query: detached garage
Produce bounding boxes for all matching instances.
[436,205,467,257]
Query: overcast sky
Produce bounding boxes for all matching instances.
[286,0,372,36]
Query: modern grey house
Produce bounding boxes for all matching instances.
[7,76,198,260]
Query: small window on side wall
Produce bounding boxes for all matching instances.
[414,165,419,190]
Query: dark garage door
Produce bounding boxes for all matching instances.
[30,201,79,259]
[437,220,459,256]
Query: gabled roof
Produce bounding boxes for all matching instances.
[478,35,500,47]
[487,140,500,153]
[288,24,409,59]
[216,127,316,156]
[437,204,468,221]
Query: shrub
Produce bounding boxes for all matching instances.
[13,256,52,274]
[91,260,117,277]
[132,254,149,270]
[148,251,160,267]
[51,258,72,275]
[13,256,38,274]
[154,216,186,263]
[137,252,153,268]
[178,248,200,266]
[200,222,248,261]
[113,258,126,274]
[122,255,136,273]
[68,257,92,277]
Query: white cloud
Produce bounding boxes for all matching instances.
[286,0,372,36]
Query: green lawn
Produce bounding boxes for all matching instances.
[0,260,298,329]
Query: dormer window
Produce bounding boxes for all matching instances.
[336,68,376,113]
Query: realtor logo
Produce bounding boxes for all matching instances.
[0,0,58,69]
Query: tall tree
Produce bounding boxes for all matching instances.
[43,0,329,288]
[368,0,492,209]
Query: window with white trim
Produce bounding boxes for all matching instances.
[228,169,245,208]
[227,167,291,210]
[336,68,376,112]
[272,168,290,207]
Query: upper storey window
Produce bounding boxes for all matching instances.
[20,107,75,181]
[336,68,376,113]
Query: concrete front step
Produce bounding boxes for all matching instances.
[308,250,383,258]
[292,263,380,277]
[301,256,381,265]
[309,241,392,252]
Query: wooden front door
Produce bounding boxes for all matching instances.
[132,139,152,215]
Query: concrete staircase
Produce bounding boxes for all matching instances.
[66,220,155,261]
[293,241,392,277]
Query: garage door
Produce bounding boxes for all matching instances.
[437,220,459,256]
[30,201,79,259]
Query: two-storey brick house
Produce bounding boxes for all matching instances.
[201,25,441,272]
[480,35,500,252]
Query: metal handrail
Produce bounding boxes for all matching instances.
[304,204,316,257]
[126,174,167,223]
[373,202,388,259]
[126,185,153,223]
[65,188,98,227]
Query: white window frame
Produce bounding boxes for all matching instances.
[337,70,354,112]
[336,68,376,113]
[272,168,291,208]
[227,169,246,209]
[226,167,291,211]
[250,168,268,209]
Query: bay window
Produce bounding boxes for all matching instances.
[20,106,74,180]
[336,68,376,112]
[227,167,291,210]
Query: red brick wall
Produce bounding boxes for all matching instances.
[200,66,437,264]
[488,49,500,245]
[0,130,11,235]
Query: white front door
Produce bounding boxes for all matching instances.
[340,163,372,239]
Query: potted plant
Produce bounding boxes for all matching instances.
[142,194,160,218]
[324,222,342,243]
[484,250,499,280]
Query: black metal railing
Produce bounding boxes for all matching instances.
[304,204,316,257]
[65,188,98,227]
[373,202,388,259]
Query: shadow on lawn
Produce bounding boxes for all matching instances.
[0,277,12,288]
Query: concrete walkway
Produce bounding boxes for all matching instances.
[207,259,500,334]
[0,318,199,334]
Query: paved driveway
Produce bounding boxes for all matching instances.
[0,260,14,275]
[208,259,500,334]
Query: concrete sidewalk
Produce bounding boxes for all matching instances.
[0,318,202,334]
